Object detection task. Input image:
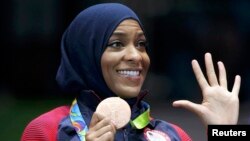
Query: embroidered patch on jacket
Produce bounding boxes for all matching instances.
[144,128,171,141]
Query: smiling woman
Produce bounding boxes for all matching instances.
[101,19,150,98]
[21,3,241,141]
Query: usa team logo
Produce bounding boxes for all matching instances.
[144,128,171,141]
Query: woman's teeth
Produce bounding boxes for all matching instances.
[117,70,140,76]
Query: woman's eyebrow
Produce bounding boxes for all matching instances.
[112,31,126,36]
[112,31,145,36]
[138,31,145,37]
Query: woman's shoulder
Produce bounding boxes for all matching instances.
[40,105,70,119]
[21,105,70,141]
[29,105,70,124]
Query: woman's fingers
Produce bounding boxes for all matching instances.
[205,53,219,86]
[232,75,241,96]
[89,112,104,129]
[96,131,115,141]
[91,123,116,138]
[87,112,116,140]
[193,53,229,90]
[192,60,209,90]
[173,100,203,117]
[218,61,227,89]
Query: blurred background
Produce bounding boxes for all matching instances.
[1,0,250,140]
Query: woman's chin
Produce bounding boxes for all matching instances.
[116,90,140,99]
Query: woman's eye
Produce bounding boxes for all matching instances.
[137,40,147,48]
[107,41,123,48]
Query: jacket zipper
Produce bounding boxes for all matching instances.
[123,128,128,141]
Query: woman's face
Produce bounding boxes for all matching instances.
[101,19,150,98]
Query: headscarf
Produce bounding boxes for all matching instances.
[56,3,145,99]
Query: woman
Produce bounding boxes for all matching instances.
[21,3,241,141]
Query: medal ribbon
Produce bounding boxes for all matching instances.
[70,99,88,141]
[130,102,151,129]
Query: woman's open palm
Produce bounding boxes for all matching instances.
[173,52,241,128]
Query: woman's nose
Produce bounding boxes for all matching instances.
[124,45,142,62]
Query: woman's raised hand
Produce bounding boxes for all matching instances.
[173,52,241,128]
